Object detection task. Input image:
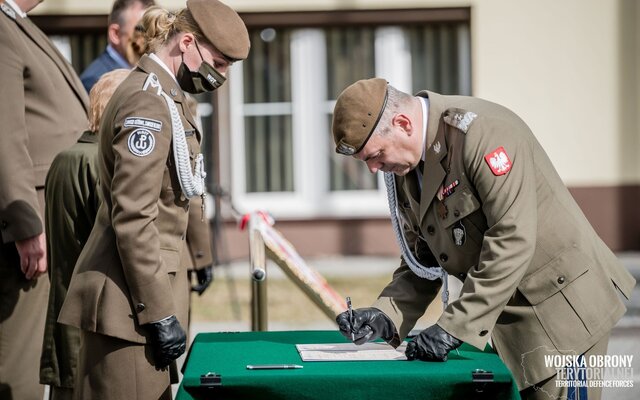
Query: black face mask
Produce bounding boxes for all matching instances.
[176,41,226,94]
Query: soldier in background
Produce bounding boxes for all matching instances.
[40,69,130,400]
[332,78,635,400]
[0,0,89,398]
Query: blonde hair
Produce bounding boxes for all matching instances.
[89,69,130,133]
[141,6,207,54]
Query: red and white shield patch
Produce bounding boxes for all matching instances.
[484,146,512,176]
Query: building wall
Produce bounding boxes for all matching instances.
[32,0,640,254]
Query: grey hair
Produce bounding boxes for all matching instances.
[373,84,413,137]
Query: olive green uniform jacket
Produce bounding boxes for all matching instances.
[40,131,99,388]
[0,4,88,398]
[59,55,200,345]
[372,91,636,390]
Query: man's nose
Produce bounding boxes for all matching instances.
[366,160,379,174]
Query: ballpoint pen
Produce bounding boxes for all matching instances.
[346,296,355,341]
[246,364,303,370]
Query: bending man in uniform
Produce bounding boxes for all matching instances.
[59,1,249,398]
[332,78,635,400]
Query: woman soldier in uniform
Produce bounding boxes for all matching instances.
[58,1,249,398]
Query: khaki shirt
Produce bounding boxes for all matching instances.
[59,55,198,343]
[373,91,636,389]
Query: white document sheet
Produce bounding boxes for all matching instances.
[296,342,408,361]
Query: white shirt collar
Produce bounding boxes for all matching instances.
[4,0,27,18]
[418,96,429,161]
[148,53,178,84]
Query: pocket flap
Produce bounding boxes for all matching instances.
[442,186,481,228]
[159,248,180,273]
[519,247,590,305]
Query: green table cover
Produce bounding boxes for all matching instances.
[177,330,520,399]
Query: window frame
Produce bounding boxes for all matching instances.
[229,8,471,220]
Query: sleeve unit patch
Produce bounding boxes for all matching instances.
[124,117,162,132]
[484,146,512,176]
[128,128,156,157]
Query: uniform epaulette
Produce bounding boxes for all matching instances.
[443,108,477,134]
[142,73,162,96]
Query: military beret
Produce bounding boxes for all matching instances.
[332,78,388,155]
[187,0,250,61]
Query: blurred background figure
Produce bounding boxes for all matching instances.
[80,0,155,92]
[0,0,89,398]
[40,68,130,400]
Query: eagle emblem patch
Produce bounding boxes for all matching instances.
[484,146,512,176]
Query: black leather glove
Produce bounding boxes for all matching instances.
[405,324,462,361]
[191,265,213,295]
[146,315,187,369]
[336,307,397,345]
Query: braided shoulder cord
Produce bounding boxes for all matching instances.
[383,172,449,306]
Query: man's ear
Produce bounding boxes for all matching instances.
[392,113,413,136]
[107,23,121,47]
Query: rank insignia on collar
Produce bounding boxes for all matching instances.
[433,141,441,154]
[484,146,512,176]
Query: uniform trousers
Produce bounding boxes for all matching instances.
[0,244,48,400]
[74,330,176,400]
[520,334,610,400]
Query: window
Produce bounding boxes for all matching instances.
[228,10,471,219]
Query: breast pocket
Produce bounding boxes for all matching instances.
[441,186,484,253]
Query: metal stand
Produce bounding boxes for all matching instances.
[249,214,268,331]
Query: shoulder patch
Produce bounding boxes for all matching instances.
[484,146,512,176]
[444,108,477,133]
[124,117,162,132]
[128,128,155,157]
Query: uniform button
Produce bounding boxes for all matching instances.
[196,250,204,258]
[453,210,460,217]
[1,220,7,229]
[557,276,565,284]
[427,225,435,235]
[479,330,488,337]
[135,303,145,313]
[458,273,466,279]
[439,253,448,262]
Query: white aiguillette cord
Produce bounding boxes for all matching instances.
[384,171,449,307]
[143,73,207,207]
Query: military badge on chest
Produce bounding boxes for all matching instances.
[436,179,459,220]
[452,221,466,246]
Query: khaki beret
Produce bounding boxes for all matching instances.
[332,78,388,155]
[187,0,250,61]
